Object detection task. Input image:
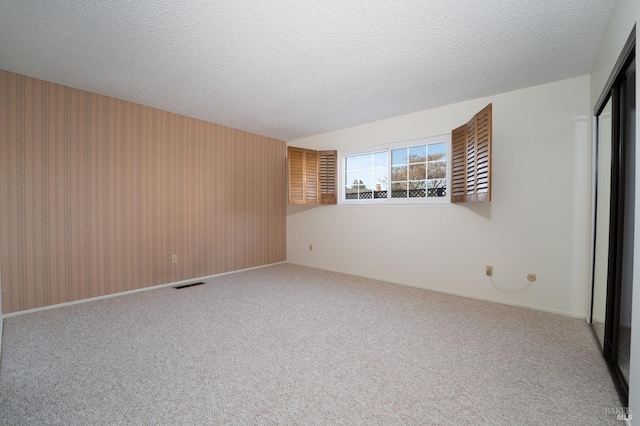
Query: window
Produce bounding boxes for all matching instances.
[345,151,388,199]
[391,143,447,198]
[290,104,492,206]
[342,135,450,204]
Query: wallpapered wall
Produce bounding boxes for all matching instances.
[0,70,286,314]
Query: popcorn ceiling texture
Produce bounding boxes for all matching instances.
[0,1,614,140]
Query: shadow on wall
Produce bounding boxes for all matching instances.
[457,201,492,220]
[286,201,491,219]
[286,204,322,216]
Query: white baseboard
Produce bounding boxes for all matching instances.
[286,261,587,320]
[5,260,587,321]
[3,261,286,319]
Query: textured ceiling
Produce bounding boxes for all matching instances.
[0,1,614,141]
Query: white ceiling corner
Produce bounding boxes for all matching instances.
[0,1,615,141]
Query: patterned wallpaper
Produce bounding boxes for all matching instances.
[0,70,286,314]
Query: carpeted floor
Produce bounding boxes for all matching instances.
[0,264,623,425]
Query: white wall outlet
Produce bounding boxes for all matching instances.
[486,265,493,276]
[309,244,313,251]
[172,255,178,264]
[527,274,537,282]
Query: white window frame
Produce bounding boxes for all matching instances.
[339,134,451,205]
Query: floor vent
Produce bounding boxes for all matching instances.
[174,282,205,290]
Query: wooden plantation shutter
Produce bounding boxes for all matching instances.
[451,126,467,201]
[474,105,492,201]
[319,150,337,204]
[288,146,305,204]
[451,104,492,202]
[287,146,337,205]
[304,149,319,203]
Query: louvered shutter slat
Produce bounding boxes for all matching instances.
[451,104,492,203]
[319,150,337,204]
[451,125,467,202]
[288,147,305,204]
[288,146,336,205]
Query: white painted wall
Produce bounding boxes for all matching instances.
[287,75,591,318]
[591,0,637,110]
[588,0,638,417]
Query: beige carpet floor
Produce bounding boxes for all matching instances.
[0,264,623,425]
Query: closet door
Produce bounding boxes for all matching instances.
[613,56,635,390]
[590,34,635,406]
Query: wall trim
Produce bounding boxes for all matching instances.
[286,261,587,320]
[2,262,286,319]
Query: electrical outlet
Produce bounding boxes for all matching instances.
[486,265,493,276]
[527,274,537,282]
[309,244,313,251]
[172,255,178,264]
